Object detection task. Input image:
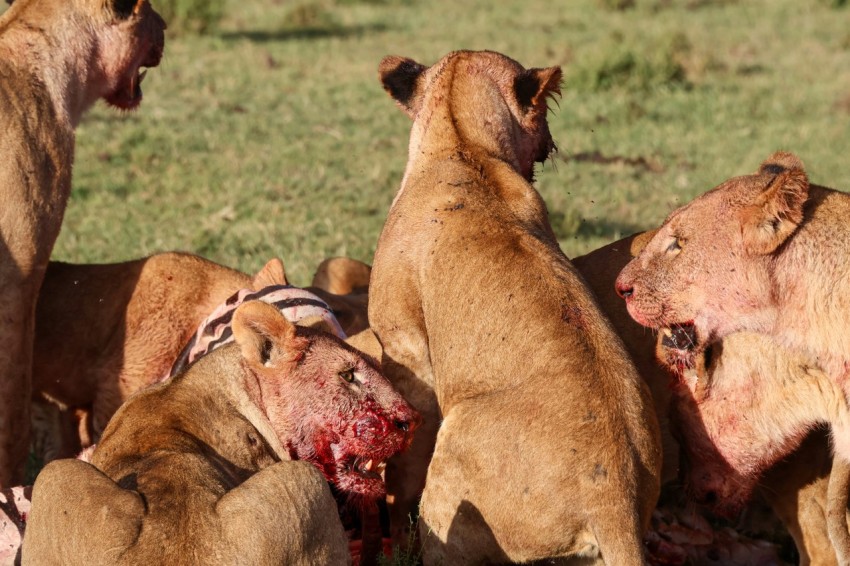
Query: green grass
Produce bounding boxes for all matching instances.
[3,0,849,284]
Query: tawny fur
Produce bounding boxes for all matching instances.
[31,252,371,458]
[370,50,661,565]
[615,153,850,560]
[575,233,845,566]
[0,0,164,485]
[22,301,418,565]
[312,257,371,295]
[667,332,850,564]
[615,152,850,449]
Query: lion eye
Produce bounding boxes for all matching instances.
[667,238,683,254]
[339,369,356,384]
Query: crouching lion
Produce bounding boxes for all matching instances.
[0,0,165,485]
[370,50,661,564]
[21,301,420,565]
[30,252,370,460]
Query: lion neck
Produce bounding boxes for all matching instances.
[174,349,290,464]
[0,4,105,127]
[768,186,850,385]
[221,354,290,461]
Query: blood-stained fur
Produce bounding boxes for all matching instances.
[31,253,370,458]
[22,301,419,565]
[575,233,846,565]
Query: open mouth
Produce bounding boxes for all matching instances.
[660,323,697,351]
[105,67,149,110]
[657,323,700,372]
[322,453,390,503]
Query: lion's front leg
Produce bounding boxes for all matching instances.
[215,460,350,566]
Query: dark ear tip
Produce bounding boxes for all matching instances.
[760,163,786,175]
[378,56,426,110]
[759,151,805,175]
[378,56,405,75]
[378,56,424,81]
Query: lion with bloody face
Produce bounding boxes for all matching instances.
[22,302,419,564]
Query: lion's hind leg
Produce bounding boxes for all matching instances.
[21,459,144,566]
[215,460,350,566]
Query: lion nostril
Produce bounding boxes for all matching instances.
[394,419,410,432]
[615,282,634,299]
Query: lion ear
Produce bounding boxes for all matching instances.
[252,258,288,290]
[742,152,809,255]
[379,56,427,118]
[111,0,143,18]
[232,302,308,370]
[514,67,562,112]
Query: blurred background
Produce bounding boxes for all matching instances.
[5,0,849,282]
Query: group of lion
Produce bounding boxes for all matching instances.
[1,0,849,565]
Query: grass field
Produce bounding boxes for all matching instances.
[5,0,849,284]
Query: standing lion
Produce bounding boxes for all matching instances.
[0,0,165,484]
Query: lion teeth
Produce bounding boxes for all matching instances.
[662,328,673,338]
[364,459,374,471]
[138,69,148,84]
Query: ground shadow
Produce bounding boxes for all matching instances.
[219,22,388,43]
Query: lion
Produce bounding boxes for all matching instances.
[575,233,846,565]
[369,50,661,565]
[30,252,371,459]
[21,300,420,565]
[615,152,850,561]
[0,0,165,485]
[614,152,850,434]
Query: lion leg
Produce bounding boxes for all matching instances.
[0,277,35,486]
[21,459,145,565]
[215,460,349,566]
[827,456,850,565]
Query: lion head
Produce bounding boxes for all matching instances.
[232,301,420,502]
[615,151,809,357]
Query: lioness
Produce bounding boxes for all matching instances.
[0,0,165,485]
[370,50,661,564]
[22,301,419,565]
[575,234,845,565]
[615,152,850,445]
[616,152,850,560]
[31,252,371,458]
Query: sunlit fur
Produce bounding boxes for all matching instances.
[0,0,164,486]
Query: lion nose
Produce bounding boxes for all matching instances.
[615,282,634,299]
[393,404,422,435]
